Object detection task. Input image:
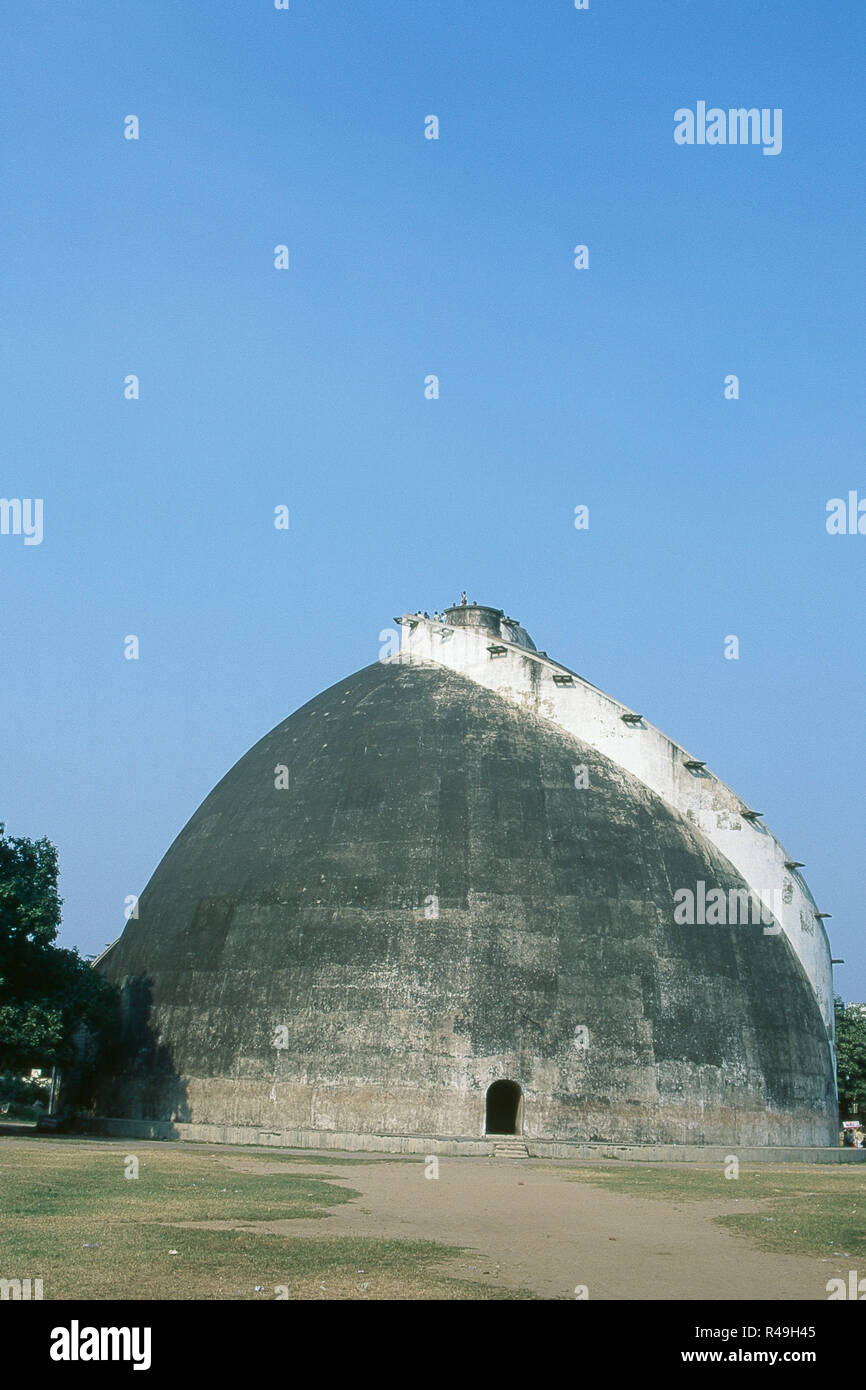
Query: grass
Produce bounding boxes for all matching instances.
[0,1139,528,1300]
[553,1161,866,1259]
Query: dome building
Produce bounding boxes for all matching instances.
[93,602,838,1151]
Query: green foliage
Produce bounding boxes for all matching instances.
[835,996,866,1119]
[0,1071,49,1120]
[0,824,119,1072]
[0,827,61,947]
[0,1072,49,1106]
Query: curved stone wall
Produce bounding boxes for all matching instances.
[397,614,835,1049]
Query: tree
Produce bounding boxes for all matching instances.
[834,995,866,1120]
[0,824,118,1074]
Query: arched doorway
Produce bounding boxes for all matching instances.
[485,1080,522,1135]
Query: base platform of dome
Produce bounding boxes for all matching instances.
[85,606,838,1149]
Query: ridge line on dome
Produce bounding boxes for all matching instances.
[396,610,833,1033]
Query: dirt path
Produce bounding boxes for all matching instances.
[187,1153,840,1301]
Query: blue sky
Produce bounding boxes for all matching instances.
[2,1,864,996]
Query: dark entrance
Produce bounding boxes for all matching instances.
[485,1080,522,1135]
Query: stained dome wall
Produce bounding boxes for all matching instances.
[94,659,837,1146]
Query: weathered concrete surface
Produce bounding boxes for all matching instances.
[399,609,834,1038]
[85,1118,863,1164]
[94,656,836,1146]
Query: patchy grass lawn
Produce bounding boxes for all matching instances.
[553,1161,866,1260]
[0,1139,526,1300]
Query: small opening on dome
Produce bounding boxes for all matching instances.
[485,1079,522,1135]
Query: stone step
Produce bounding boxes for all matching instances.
[493,1139,529,1158]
